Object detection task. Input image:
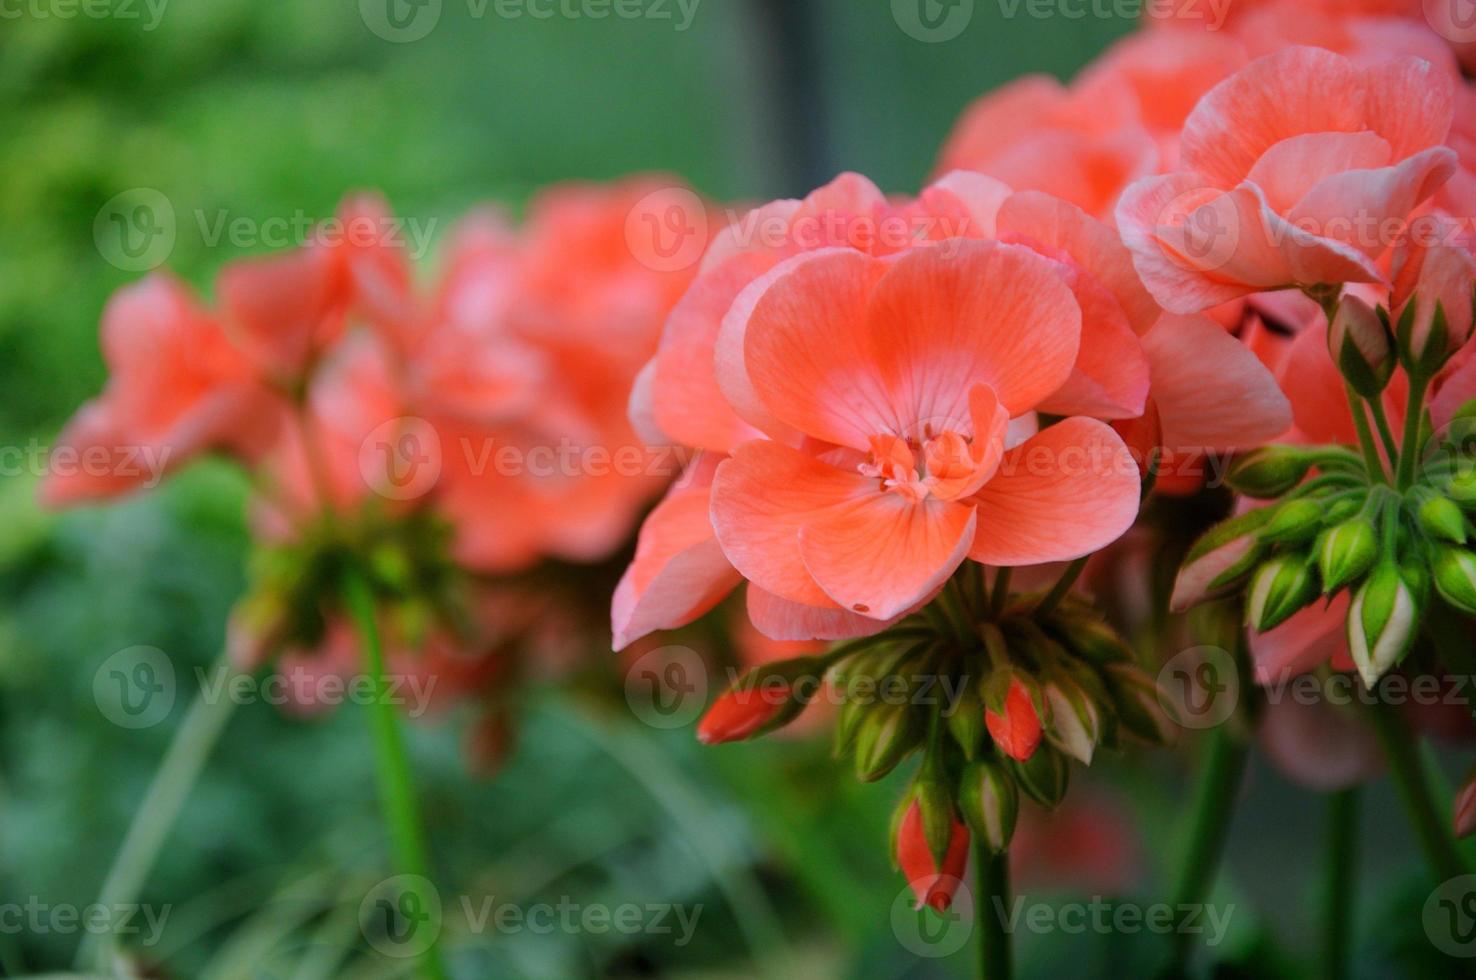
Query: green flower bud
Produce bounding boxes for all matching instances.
[1247,555,1319,632]
[1434,547,1476,616]
[1103,663,1177,746]
[1447,468,1476,509]
[854,701,921,783]
[1397,292,1454,379]
[1316,518,1379,593]
[1348,560,1421,687]
[1329,295,1395,396]
[1172,506,1278,611]
[1008,743,1070,809]
[1419,493,1469,544]
[1041,669,1100,765]
[958,758,1019,854]
[1046,612,1135,666]
[1261,498,1327,545]
[945,678,985,761]
[1226,446,1316,498]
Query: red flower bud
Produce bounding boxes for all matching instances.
[895,799,970,912]
[1457,771,1476,840]
[696,681,788,744]
[985,679,1042,762]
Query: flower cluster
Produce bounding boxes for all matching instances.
[47,179,702,763]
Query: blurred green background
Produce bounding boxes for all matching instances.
[0,1,1459,977]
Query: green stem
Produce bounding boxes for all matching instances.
[1344,383,1389,484]
[1034,557,1087,616]
[1169,724,1248,970]
[1320,788,1359,980]
[1397,373,1430,490]
[975,843,1012,980]
[77,650,239,970]
[1365,398,1400,469]
[343,569,449,980]
[1365,701,1467,881]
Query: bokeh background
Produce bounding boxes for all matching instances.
[0,1,1462,977]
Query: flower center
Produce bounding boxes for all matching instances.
[860,428,978,502]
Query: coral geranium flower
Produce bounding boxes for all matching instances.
[1117,46,1457,314]
[708,241,1141,622]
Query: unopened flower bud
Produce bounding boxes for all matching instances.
[1396,292,1453,379]
[1348,560,1420,687]
[1226,446,1315,498]
[696,657,821,745]
[946,679,985,761]
[1042,670,1099,765]
[1247,555,1319,632]
[1419,493,1469,545]
[1048,613,1134,666]
[1433,547,1476,616]
[1171,507,1276,610]
[1261,499,1326,545]
[893,796,970,912]
[984,676,1044,762]
[1448,468,1476,509]
[958,758,1019,854]
[1007,743,1070,809]
[1316,518,1378,594]
[1328,295,1394,396]
[1104,663,1177,746]
[855,701,922,782]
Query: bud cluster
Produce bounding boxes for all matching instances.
[1173,370,1476,690]
[695,590,1175,911]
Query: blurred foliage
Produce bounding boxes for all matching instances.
[0,1,1457,977]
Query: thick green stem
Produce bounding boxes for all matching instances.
[77,651,240,969]
[1344,383,1389,484]
[975,843,1012,980]
[1365,398,1400,469]
[1169,724,1248,970]
[1320,788,1359,980]
[1397,373,1430,490]
[1366,701,1467,882]
[989,567,1012,619]
[343,569,449,980]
